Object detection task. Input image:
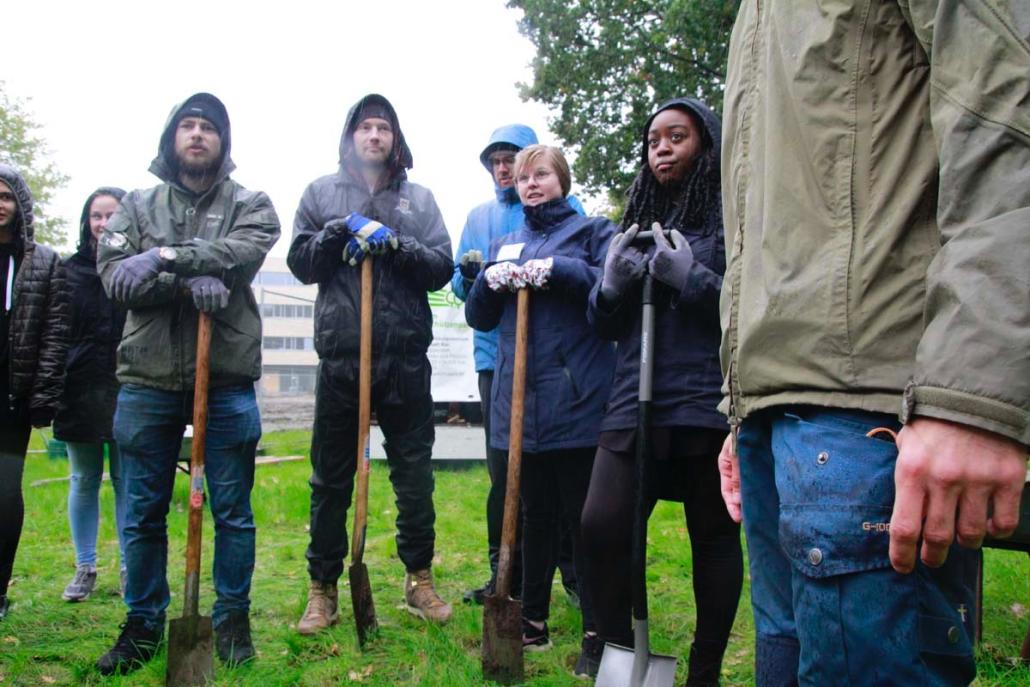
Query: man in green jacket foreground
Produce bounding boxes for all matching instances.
[718,3,1029,685]
[95,93,281,675]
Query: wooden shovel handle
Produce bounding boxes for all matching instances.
[184,311,212,615]
[351,258,374,564]
[495,288,529,599]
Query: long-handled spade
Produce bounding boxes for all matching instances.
[166,312,215,686]
[483,287,531,684]
[349,257,378,647]
[596,256,677,686]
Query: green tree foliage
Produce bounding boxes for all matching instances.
[508,0,739,204]
[0,82,68,245]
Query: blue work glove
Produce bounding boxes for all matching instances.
[459,249,484,281]
[342,238,367,266]
[648,224,695,293]
[109,247,166,303]
[599,223,648,302]
[183,275,230,312]
[345,212,398,255]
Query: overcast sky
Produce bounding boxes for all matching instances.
[3,0,585,257]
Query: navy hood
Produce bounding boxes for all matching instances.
[638,97,721,167]
[150,92,235,186]
[77,186,126,255]
[339,93,413,182]
[0,163,34,244]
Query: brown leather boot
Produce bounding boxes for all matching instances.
[297,581,339,635]
[404,568,452,624]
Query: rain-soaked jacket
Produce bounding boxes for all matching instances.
[53,188,126,443]
[451,124,586,372]
[98,94,281,391]
[721,2,1030,445]
[287,94,453,359]
[0,164,69,422]
[588,98,727,432]
[465,198,616,452]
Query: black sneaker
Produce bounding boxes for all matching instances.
[522,618,551,652]
[0,595,9,620]
[462,580,493,605]
[574,633,604,679]
[216,611,255,667]
[96,618,162,676]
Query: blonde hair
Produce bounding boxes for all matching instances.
[513,144,571,197]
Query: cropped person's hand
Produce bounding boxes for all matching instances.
[718,433,742,523]
[459,250,484,281]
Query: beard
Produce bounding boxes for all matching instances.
[178,156,220,178]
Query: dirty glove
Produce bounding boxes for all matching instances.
[459,249,484,281]
[600,223,648,302]
[648,224,694,293]
[345,212,398,255]
[183,275,230,312]
[521,257,553,290]
[109,247,167,302]
[484,261,524,292]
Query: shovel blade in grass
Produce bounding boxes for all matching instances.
[595,621,677,687]
[482,593,523,684]
[349,560,378,646]
[166,614,214,686]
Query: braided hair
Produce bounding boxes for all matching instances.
[621,109,721,236]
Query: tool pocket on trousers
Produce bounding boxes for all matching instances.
[775,410,898,579]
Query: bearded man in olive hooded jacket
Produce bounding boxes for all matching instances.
[95,92,280,675]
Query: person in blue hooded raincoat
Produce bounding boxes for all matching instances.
[451,124,584,606]
[581,98,742,685]
[465,144,615,678]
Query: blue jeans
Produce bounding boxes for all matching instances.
[738,407,977,687]
[66,441,126,568]
[115,384,261,631]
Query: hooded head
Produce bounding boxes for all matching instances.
[339,94,412,182]
[622,97,723,234]
[150,92,235,186]
[0,163,34,245]
[479,124,538,203]
[77,186,126,256]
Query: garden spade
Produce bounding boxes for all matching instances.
[482,287,530,684]
[595,266,676,687]
[349,257,378,647]
[166,312,214,686]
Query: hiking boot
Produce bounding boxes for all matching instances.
[522,618,551,652]
[63,564,97,602]
[297,581,339,635]
[404,568,452,624]
[96,617,162,676]
[574,633,603,679]
[0,595,8,620]
[216,610,255,667]
[463,579,494,605]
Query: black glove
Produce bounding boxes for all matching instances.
[599,223,648,302]
[323,217,351,241]
[30,407,54,429]
[183,276,230,312]
[110,248,166,302]
[459,249,484,281]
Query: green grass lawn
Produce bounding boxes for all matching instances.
[1,430,1028,686]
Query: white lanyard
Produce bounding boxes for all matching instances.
[4,255,13,312]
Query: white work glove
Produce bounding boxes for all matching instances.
[521,257,553,290]
[484,262,524,292]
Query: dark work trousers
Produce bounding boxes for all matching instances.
[306,354,437,583]
[520,446,596,633]
[0,425,31,597]
[581,426,743,662]
[481,371,522,590]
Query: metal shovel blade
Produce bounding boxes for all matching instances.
[166,614,214,686]
[349,561,378,647]
[595,621,677,687]
[482,593,524,684]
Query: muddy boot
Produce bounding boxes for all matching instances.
[297,581,339,635]
[404,568,452,624]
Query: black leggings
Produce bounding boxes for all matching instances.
[0,425,31,597]
[581,427,742,651]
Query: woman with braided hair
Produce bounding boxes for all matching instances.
[581,98,742,685]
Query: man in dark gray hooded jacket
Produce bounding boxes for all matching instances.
[288,93,453,631]
[95,92,280,675]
